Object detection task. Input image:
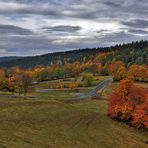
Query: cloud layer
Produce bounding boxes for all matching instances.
[0,0,148,56]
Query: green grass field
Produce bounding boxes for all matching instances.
[0,80,147,148]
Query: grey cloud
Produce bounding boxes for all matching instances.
[0,35,49,49]
[98,31,148,44]
[0,35,53,56]
[0,0,147,21]
[128,29,148,35]
[103,1,122,8]
[122,19,148,29]
[42,25,82,33]
[0,24,33,35]
[97,29,109,33]
[0,7,62,17]
[0,30,147,56]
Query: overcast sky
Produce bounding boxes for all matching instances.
[0,0,148,57]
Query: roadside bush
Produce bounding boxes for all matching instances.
[77,82,83,87]
[83,74,93,87]
[68,83,77,89]
[131,98,148,129]
[108,78,148,129]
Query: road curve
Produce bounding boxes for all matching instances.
[78,78,113,100]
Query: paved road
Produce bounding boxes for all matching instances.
[78,78,113,100]
[36,87,93,93]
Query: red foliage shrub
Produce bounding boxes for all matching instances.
[69,83,77,89]
[131,94,148,129]
[108,78,148,129]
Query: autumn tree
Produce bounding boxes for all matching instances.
[9,70,33,96]
[108,61,127,81]
[8,76,18,93]
[38,68,49,81]
[7,67,23,94]
[131,93,148,129]
[69,83,77,89]
[33,65,44,81]
[89,62,102,76]
[20,71,33,96]
[128,64,148,82]
[0,69,7,90]
[108,78,148,129]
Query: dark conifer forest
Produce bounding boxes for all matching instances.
[0,40,147,68]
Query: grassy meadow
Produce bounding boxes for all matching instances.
[0,77,147,148]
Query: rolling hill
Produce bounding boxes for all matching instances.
[0,56,22,63]
[0,40,147,69]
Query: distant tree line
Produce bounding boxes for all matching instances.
[0,40,147,68]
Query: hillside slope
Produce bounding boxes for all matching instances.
[0,48,101,68]
[0,56,22,63]
[0,81,147,147]
[0,40,147,68]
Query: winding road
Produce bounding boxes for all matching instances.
[78,78,113,100]
[35,77,113,100]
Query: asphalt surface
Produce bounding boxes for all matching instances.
[78,78,113,100]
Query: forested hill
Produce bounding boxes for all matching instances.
[0,48,103,68]
[0,40,147,68]
[0,56,22,63]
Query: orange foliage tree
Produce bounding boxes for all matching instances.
[128,64,148,82]
[7,67,22,93]
[108,61,127,81]
[69,83,77,89]
[90,62,102,76]
[8,70,33,96]
[33,65,44,81]
[8,76,18,93]
[108,78,148,129]
[0,69,8,90]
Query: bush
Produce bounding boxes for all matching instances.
[108,78,148,129]
[77,82,83,87]
[83,74,93,87]
[131,102,148,129]
[68,83,77,89]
